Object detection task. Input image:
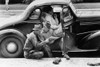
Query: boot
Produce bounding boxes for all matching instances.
[29,51,44,59]
[53,57,61,64]
[63,53,70,60]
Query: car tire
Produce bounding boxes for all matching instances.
[0,34,24,58]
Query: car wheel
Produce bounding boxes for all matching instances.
[0,35,24,58]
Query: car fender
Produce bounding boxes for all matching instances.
[0,29,26,43]
[88,30,100,40]
[81,30,100,49]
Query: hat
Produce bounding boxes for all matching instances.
[33,24,42,31]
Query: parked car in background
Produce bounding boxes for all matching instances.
[0,0,100,58]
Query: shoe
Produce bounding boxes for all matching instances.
[87,63,100,66]
[64,54,70,60]
[32,51,44,59]
[53,57,61,64]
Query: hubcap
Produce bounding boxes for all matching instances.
[7,42,17,53]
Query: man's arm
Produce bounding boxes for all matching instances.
[51,25,59,30]
[24,32,37,58]
[40,36,60,45]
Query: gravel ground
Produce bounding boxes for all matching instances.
[0,58,100,67]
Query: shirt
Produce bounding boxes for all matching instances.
[44,13,59,29]
[41,28,53,40]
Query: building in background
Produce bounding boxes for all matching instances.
[0,0,34,4]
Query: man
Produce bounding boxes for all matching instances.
[42,6,70,60]
[41,6,60,31]
[23,24,44,59]
[23,23,53,59]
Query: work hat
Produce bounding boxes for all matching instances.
[33,24,42,31]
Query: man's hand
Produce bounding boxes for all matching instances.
[36,42,47,50]
[29,50,35,54]
[48,38,55,44]
[44,38,55,44]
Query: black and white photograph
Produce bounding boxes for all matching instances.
[1,0,100,67]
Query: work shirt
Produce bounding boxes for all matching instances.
[24,13,63,52]
[45,13,58,25]
[24,28,53,51]
[41,28,53,40]
[44,13,60,29]
[44,13,63,37]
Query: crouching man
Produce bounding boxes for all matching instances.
[23,23,53,59]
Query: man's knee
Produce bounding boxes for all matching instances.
[24,51,30,59]
[24,50,44,59]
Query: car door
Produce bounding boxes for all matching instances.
[60,6,75,51]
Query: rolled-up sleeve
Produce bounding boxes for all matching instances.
[23,32,37,51]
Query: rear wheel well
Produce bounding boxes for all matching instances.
[0,29,26,58]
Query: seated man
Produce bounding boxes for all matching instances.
[23,22,62,59]
[41,6,70,60]
[41,6,61,30]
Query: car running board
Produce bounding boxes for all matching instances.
[69,47,98,52]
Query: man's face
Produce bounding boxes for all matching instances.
[49,10,53,15]
[43,22,51,32]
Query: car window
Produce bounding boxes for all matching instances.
[29,9,41,20]
[52,5,62,12]
[62,6,73,19]
[62,7,73,27]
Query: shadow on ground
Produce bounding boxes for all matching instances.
[52,51,100,58]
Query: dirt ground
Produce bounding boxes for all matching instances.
[0,58,100,67]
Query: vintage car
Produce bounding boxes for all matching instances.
[0,0,100,58]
